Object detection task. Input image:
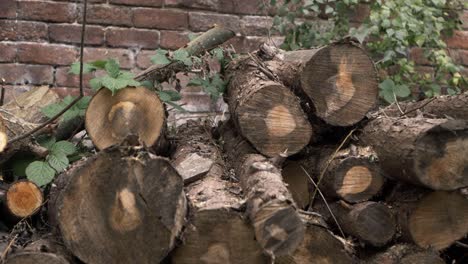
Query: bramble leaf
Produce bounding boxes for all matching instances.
[26,161,56,187]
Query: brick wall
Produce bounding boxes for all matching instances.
[0,1,467,126]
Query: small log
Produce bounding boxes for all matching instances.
[226,55,313,157]
[282,161,311,209]
[368,243,444,264]
[223,124,304,257]
[276,212,355,264]
[361,116,468,190]
[318,201,396,247]
[52,146,186,263]
[85,86,167,151]
[0,180,43,223]
[263,42,379,126]
[390,190,468,251]
[171,121,266,263]
[5,238,72,264]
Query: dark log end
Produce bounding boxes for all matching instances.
[282,161,310,209]
[5,252,69,264]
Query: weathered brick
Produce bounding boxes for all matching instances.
[220,0,267,15]
[0,0,16,18]
[445,30,468,49]
[240,16,273,36]
[348,3,370,23]
[49,24,104,45]
[160,31,189,49]
[461,10,468,30]
[55,67,93,88]
[17,43,77,65]
[18,1,77,23]
[409,48,432,66]
[0,64,53,85]
[0,20,48,41]
[136,50,155,69]
[164,0,220,11]
[110,0,164,7]
[0,43,17,62]
[84,47,134,69]
[106,27,160,49]
[133,8,188,30]
[455,49,468,66]
[189,12,240,32]
[85,4,132,26]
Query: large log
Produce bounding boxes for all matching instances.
[226,55,313,157]
[85,86,167,152]
[51,146,186,263]
[361,116,468,190]
[4,238,72,264]
[223,124,304,257]
[262,42,379,126]
[171,121,267,263]
[0,180,43,224]
[367,243,444,264]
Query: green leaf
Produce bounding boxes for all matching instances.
[172,50,192,66]
[47,152,69,173]
[394,84,411,98]
[37,136,56,149]
[76,96,91,109]
[151,49,171,65]
[51,141,77,155]
[90,77,103,91]
[11,156,37,177]
[105,59,121,78]
[101,75,129,94]
[140,80,154,89]
[41,103,65,119]
[158,90,182,102]
[379,79,396,103]
[69,62,98,75]
[26,161,56,187]
[166,101,186,112]
[187,77,203,86]
[91,60,107,69]
[157,91,172,102]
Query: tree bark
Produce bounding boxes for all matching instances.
[85,86,168,152]
[367,244,444,264]
[226,55,313,157]
[261,42,379,127]
[361,116,468,190]
[223,123,304,257]
[4,238,72,264]
[0,180,43,224]
[52,146,186,264]
[171,121,267,264]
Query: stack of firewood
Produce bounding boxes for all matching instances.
[1,29,467,264]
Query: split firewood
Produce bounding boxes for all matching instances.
[387,188,468,251]
[4,238,72,264]
[223,124,304,257]
[367,243,444,264]
[276,212,355,264]
[302,146,385,203]
[51,145,186,263]
[171,121,266,263]
[226,54,313,157]
[361,116,468,190]
[85,86,167,152]
[318,201,396,247]
[0,180,43,224]
[261,42,379,127]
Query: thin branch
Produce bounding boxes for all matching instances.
[300,165,346,238]
[7,0,88,144]
[0,85,5,106]
[401,97,436,117]
[393,92,404,115]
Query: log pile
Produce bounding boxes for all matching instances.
[0,28,467,264]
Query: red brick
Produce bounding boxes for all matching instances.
[0,0,16,18]
[0,64,53,85]
[461,10,468,30]
[220,0,267,15]
[164,0,220,11]
[0,20,48,42]
[455,49,468,66]
[0,43,17,62]
[18,1,77,23]
[160,31,189,49]
[189,12,240,32]
[85,4,132,26]
[133,8,188,30]
[49,24,104,45]
[84,47,134,69]
[17,43,77,66]
[110,0,163,7]
[136,50,155,69]
[55,67,94,88]
[348,4,370,23]
[409,48,432,66]
[445,30,468,49]
[106,27,160,49]
[240,16,273,36]
[51,87,94,98]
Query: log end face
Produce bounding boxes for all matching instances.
[5,252,69,264]
[352,202,395,246]
[6,181,43,218]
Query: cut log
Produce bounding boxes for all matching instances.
[389,190,468,251]
[52,146,186,263]
[5,238,72,264]
[0,115,7,153]
[85,86,166,151]
[223,124,304,257]
[361,116,468,190]
[282,161,311,209]
[305,146,384,203]
[0,180,43,223]
[262,42,379,126]
[226,55,313,157]
[368,244,444,264]
[276,212,355,264]
[318,201,396,247]
[383,92,468,119]
[171,121,266,263]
